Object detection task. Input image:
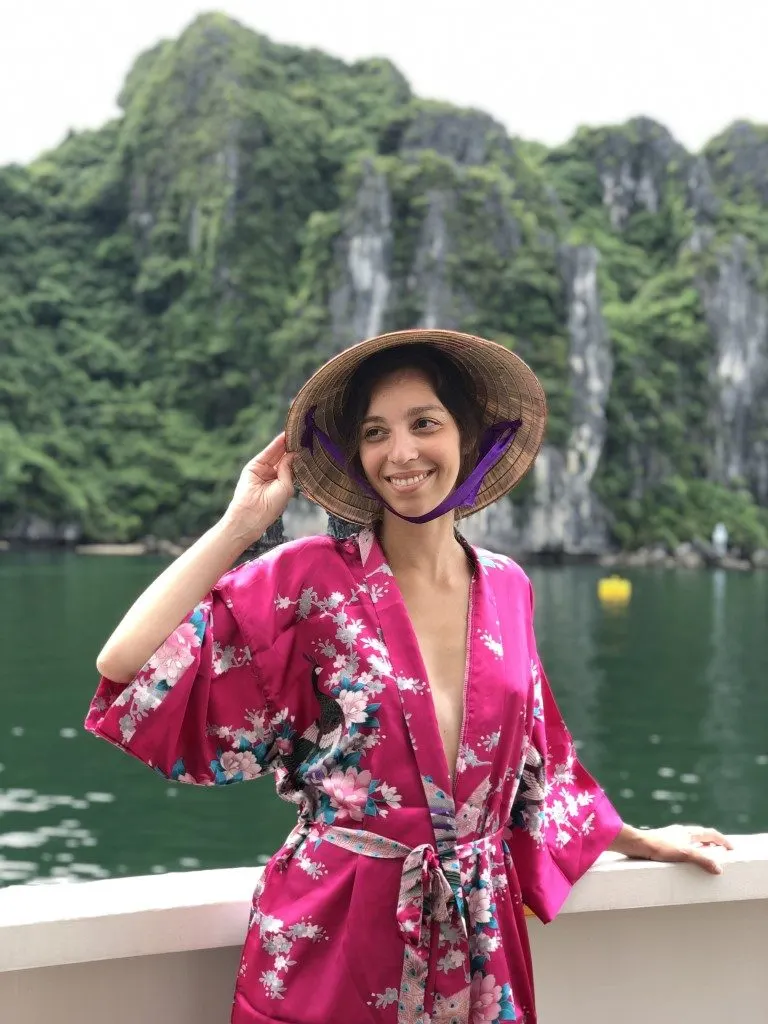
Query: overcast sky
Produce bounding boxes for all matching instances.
[3,0,767,166]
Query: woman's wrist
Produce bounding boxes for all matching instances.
[216,511,270,553]
[609,823,653,859]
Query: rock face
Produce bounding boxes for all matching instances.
[532,245,612,552]
[329,158,393,348]
[409,189,465,329]
[314,143,616,557]
[5,517,82,544]
[699,236,768,503]
[595,119,686,230]
[463,246,612,554]
[399,106,515,168]
[706,121,768,204]
[282,110,767,557]
[283,496,327,540]
[6,16,768,555]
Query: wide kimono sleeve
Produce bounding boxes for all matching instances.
[507,579,624,923]
[84,552,297,786]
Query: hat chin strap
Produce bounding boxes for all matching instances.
[300,406,522,524]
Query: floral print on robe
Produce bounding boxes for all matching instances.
[86,529,622,1024]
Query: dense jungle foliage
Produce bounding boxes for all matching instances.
[3,13,768,551]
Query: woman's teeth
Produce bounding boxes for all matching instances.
[388,472,431,489]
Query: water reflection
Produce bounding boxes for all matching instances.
[698,571,762,829]
[1,553,766,887]
[527,566,606,774]
[0,785,222,884]
[529,564,768,833]
[0,788,108,884]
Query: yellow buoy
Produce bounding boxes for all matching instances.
[598,575,632,606]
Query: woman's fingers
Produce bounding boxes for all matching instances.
[646,824,733,875]
[244,435,288,480]
[682,846,724,875]
[254,433,287,467]
[276,451,296,492]
[690,827,733,850]
[682,825,732,874]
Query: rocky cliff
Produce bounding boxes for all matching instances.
[2,14,768,554]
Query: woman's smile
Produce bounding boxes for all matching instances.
[384,469,437,493]
[359,369,462,510]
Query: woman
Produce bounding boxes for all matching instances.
[87,328,730,1024]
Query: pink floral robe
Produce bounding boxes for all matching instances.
[85,528,622,1024]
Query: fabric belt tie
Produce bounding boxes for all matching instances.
[397,842,458,948]
[286,821,505,1024]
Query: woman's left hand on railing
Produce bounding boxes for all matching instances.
[610,823,733,874]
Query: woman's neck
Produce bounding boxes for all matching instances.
[377,512,468,585]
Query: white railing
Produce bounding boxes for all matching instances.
[1,834,767,1023]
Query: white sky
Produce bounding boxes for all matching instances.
[2,0,768,166]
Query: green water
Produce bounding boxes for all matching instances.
[1,552,766,887]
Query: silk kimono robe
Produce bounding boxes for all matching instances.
[85,528,622,1024]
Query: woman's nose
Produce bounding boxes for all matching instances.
[387,430,419,465]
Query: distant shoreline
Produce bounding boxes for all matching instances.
[2,537,766,571]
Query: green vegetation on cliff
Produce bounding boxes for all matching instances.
[2,13,768,551]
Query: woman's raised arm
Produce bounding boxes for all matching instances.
[96,433,294,683]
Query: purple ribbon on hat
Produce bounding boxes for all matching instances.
[301,406,522,524]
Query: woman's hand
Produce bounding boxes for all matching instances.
[222,433,296,545]
[611,823,733,874]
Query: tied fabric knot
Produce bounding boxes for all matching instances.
[296,822,506,1024]
[397,843,462,949]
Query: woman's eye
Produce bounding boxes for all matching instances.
[363,427,383,441]
[414,418,438,430]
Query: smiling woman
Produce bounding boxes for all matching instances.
[359,368,464,511]
[85,327,731,1024]
[339,345,484,505]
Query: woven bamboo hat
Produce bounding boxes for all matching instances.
[284,328,548,525]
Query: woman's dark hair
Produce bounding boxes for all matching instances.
[338,343,484,488]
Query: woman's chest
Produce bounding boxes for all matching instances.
[400,581,470,700]
[259,566,534,781]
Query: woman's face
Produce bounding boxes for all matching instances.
[358,368,462,516]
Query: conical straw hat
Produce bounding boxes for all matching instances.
[285,328,547,525]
